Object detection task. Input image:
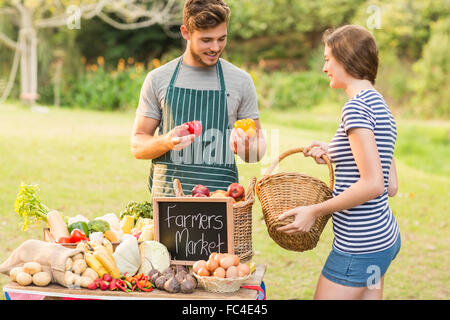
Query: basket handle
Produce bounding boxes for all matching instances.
[264,147,334,190]
[245,177,257,203]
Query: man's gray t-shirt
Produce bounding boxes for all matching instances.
[136,57,259,131]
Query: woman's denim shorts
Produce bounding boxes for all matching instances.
[321,234,401,287]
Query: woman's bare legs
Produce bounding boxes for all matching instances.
[314,274,384,300]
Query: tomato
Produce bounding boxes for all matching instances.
[69,229,88,243]
[185,120,203,137]
[57,237,71,244]
[234,118,256,138]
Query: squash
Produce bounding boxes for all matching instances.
[112,234,140,276]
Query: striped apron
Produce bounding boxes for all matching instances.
[149,57,239,197]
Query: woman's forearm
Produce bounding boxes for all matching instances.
[313,177,385,218]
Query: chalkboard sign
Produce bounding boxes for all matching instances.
[153,197,235,265]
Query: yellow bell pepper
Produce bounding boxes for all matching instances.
[234,118,256,138]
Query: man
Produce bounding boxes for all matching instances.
[131,0,266,197]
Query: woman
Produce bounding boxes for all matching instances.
[277,25,401,300]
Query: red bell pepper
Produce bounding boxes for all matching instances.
[184,120,202,137]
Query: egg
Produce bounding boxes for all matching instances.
[197,266,210,277]
[220,255,235,270]
[213,267,226,278]
[206,258,219,272]
[237,263,250,277]
[209,252,218,261]
[231,254,240,266]
[193,260,207,274]
[225,266,239,278]
[214,253,224,264]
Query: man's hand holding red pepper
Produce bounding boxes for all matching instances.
[167,120,203,151]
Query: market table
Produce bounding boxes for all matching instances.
[3,264,266,300]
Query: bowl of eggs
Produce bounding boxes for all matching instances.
[192,252,252,293]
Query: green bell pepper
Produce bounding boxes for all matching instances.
[68,221,90,237]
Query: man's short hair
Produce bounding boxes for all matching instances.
[183,0,230,32]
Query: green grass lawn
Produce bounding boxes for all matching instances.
[1,102,449,299]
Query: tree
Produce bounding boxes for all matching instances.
[0,0,182,105]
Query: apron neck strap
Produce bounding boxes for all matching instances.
[169,55,226,92]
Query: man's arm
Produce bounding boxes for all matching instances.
[130,115,194,160]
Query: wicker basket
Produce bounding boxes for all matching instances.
[173,178,256,262]
[193,272,251,293]
[256,147,334,252]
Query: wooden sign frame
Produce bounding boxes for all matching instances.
[153,197,234,265]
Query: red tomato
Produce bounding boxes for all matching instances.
[69,229,88,243]
[185,120,202,137]
[57,237,71,244]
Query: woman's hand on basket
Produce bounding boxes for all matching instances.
[303,141,330,165]
[276,205,318,234]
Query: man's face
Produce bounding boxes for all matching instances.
[182,22,228,67]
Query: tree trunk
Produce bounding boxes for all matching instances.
[19,7,38,106]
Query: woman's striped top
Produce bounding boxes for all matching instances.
[327,89,400,254]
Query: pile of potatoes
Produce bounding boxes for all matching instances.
[64,252,97,288]
[10,254,99,289]
[9,262,52,287]
[193,253,250,279]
